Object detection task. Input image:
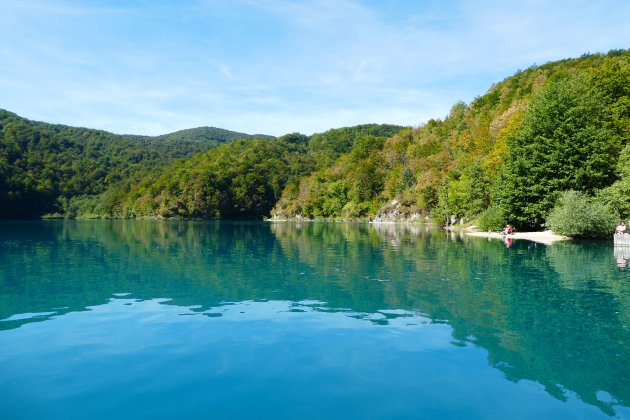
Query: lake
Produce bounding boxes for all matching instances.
[0,220,628,419]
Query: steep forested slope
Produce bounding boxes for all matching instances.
[115,125,404,219]
[0,110,263,217]
[272,50,630,229]
[117,136,310,219]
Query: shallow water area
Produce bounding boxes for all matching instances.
[0,220,628,419]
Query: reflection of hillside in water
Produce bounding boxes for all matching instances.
[0,220,628,415]
[271,222,630,416]
[366,222,433,245]
[0,220,296,329]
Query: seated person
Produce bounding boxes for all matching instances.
[502,224,513,235]
[616,221,627,235]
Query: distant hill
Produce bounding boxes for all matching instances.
[125,126,274,146]
[114,126,403,220]
[0,109,271,218]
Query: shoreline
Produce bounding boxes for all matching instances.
[269,218,570,244]
[37,216,572,245]
[465,230,570,245]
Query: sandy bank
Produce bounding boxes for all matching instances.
[466,230,570,245]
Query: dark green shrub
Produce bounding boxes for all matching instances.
[546,191,617,239]
[476,206,506,232]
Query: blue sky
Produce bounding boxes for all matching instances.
[1,0,628,136]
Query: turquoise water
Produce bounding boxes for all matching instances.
[0,221,628,419]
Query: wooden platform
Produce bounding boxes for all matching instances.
[614,234,630,247]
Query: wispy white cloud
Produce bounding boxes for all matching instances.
[1,0,628,136]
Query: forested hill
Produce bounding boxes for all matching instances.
[1,49,628,232]
[0,109,270,218]
[114,125,404,219]
[272,49,630,233]
[124,126,273,145]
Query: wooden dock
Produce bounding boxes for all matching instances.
[614,234,630,247]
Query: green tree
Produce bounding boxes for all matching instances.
[597,144,630,218]
[496,74,621,229]
[475,206,507,231]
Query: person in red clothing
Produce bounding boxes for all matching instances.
[502,224,513,235]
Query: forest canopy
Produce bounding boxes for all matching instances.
[0,110,266,218]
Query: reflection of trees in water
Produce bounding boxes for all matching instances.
[0,220,286,328]
[271,222,630,416]
[366,221,431,245]
[0,220,628,415]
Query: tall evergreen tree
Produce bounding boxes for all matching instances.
[496,74,621,229]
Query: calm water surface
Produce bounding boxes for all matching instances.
[0,221,628,419]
